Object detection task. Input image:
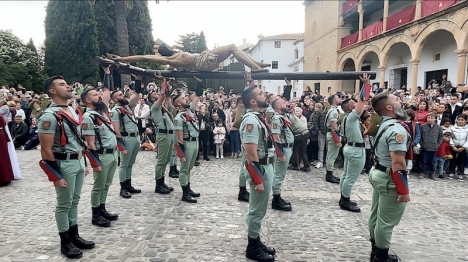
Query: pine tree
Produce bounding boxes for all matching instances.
[26,38,37,54]
[44,0,99,85]
[197,31,208,53]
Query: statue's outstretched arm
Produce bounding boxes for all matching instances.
[108,54,170,65]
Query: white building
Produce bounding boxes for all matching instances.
[288,39,304,98]
[246,33,303,95]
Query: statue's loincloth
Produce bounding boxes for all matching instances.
[195,50,219,71]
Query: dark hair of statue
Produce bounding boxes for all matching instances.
[158,43,177,57]
[43,75,65,94]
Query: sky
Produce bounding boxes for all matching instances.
[0,1,305,49]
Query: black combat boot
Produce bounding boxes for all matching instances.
[272,194,292,211]
[155,178,171,194]
[120,181,131,198]
[339,196,361,213]
[162,176,174,191]
[169,165,179,178]
[257,236,276,255]
[370,239,398,262]
[246,236,275,261]
[325,170,340,184]
[339,193,357,206]
[373,247,399,262]
[58,231,83,259]
[181,185,197,203]
[68,224,95,250]
[91,207,111,227]
[238,186,250,202]
[99,204,118,221]
[187,182,200,197]
[126,179,141,193]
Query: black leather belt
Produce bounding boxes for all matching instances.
[183,137,197,141]
[281,143,294,148]
[97,148,116,154]
[121,132,138,137]
[347,142,365,147]
[158,129,174,134]
[54,152,82,160]
[374,163,389,172]
[258,156,274,165]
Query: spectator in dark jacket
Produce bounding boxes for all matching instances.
[419,113,443,179]
[313,102,327,168]
[24,118,40,150]
[10,115,28,149]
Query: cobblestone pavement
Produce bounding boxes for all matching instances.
[1,150,468,262]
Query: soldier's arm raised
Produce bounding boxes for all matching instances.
[356,73,371,116]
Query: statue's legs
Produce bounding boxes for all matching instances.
[107,54,171,65]
[211,44,270,70]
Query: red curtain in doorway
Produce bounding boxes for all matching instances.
[362,21,383,40]
[341,32,359,49]
[386,5,416,31]
[422,0,460,17]
[342,0,358,14]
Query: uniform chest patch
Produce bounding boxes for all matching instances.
[334,114,338,118]
[273,123,278,129]
[247,124,254,132]
[395,134,404,143]
[82,123,88,130]
[174,120,178,125]
[42,121,51,129]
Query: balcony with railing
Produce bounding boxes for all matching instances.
[339,0,461,49]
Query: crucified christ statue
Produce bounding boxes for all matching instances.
[106,43,271,72]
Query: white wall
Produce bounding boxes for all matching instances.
[385,43,412,90]
[417,30,458,88]
[249,39,298,94]
[361,52,381,88]
[289,41,304,97]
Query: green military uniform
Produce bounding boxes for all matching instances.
[271,112,294,197]
[368,116,408,249]
[234,104,249,202]
[110,104,140,184]
[81,109,118,208]
[325,105,340,172]
[38,103,85,233]
[240,109,275,238]
[265,105,275,123]
[151,103,176,193]
[339,109,365,197]
[173,104,199,187]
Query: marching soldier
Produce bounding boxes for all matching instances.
[110,75,142,198]
[368,92,410,262]
[241,86,276,262]
[38,76,95,259]
[173,77,202,203]
[149,73,175,194]
[270,97,294,211]
[338,74,371,213]
[81,66,120,227]
[325,94,343,184]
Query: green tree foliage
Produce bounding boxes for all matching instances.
[0,30,44,92]
[26,38,37,54]
[173,32,207,54]
[44,0,100,85]
[197,31,207,52]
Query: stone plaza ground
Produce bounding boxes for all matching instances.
[1,150,468,262]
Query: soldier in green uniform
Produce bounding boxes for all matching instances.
[265,93,277,123]
[338,74,371,213]
[270,97,294,211]
[173,77,202,203]
[325,94,343,184]
[241,86,276,262]
[38,76,95,259]
[81,66,120,227]
[110,75,142,198]
[149,74,175,194]
[368,92,410,262]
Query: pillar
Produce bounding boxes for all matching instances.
[410,59,420,96]
[382,0,389,33]
[379,66,387,88]
[456,50,467,85]
[358,2,364,41]
[415,0,423,20]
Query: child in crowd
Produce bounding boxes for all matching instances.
[140,127,157,152]
[449,114,468,180]
[213,119,226,159]
[419,113,443,179]
[441,117,452,133]
[435,131,453,179]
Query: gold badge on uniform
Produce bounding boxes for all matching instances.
[334,114,338,118]
[395,134,404,143]
[42,121,51,129]
[247,124,253,132]
[273,123,278,129]
[82,123,88,130]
